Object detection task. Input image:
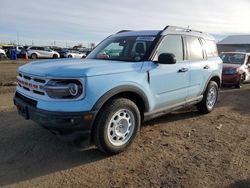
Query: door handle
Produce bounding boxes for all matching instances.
[178,68,189,73]
[204,65,210,69]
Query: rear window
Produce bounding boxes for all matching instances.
[201,39,218,57]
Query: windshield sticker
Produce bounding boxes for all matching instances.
[136,37,155,41]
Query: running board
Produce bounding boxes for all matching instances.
[144,95,203,122]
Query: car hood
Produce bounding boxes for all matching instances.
[223,63,241,70]
[19,58,143,77]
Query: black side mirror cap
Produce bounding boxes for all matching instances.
[158,53,177,64]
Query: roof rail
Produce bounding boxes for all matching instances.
[163,25,203,34]
[116,30,132,34]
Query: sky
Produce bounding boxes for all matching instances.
[0,0,250,47]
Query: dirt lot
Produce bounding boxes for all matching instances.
[0,60,249,188]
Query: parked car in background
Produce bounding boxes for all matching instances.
[59,49,86,58]
[27,46,60,59]
[18,46,30,58]
[0,48,6,60]
[220,52,250,88]
[16,46,23,56]
[2,45,23,57]
[49,46,62,53]
[58,48,68,58]
[65,50,86,58]
[14,26,222,154]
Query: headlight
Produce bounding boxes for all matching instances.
[44,79,84,99]
[225,69,238,75]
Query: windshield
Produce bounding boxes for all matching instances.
[220,53,245,65]
[86,35,156,62]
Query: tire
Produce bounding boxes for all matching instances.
[0,54,4,61]
[68,55,72,58]
[197,81,218,114]
[31,53,37,59]
[94,98,141,154]
[53,54,58,58]
[235,74,245,89]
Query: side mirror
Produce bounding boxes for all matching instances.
[158,53,176,64]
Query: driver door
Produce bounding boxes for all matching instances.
[149,35,190,109]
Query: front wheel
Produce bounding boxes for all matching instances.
[53,54,58,58]
[94,98,141,154]
[197,81,218,114]
[235,74,245,88]
[31,53,37,59]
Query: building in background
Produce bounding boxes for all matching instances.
[217,35,250,54]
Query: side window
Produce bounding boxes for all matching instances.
[201,39,218,57]
[186,36,203,61]
[44,47,51,52]
[38,47,44,51]
[154,35,183,62]
[247,56,250,64]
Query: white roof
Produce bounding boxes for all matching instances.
[218,35,250,45]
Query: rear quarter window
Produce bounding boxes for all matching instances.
[201,39,218,57]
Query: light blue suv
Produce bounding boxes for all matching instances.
[14,26,222,154]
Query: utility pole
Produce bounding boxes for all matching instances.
[17,31,19,45]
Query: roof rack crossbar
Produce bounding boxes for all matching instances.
[116,30,132,34]
[163,25,203,34]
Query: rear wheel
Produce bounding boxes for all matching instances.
[235,74,245,88]
[31,53,37,59]
[94,98,140,154]
[197,81,218,114]
[68,55,72,58]
[53,54,58,58]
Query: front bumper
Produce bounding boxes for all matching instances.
[14,92,97,143]
[222,74,240,85]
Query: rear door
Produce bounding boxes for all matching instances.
[149,35,190,109]
[184,36,212,99]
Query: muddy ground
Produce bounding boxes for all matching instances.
[0,60,249,188]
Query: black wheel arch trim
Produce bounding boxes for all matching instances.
[91,85,150,112]
[202,74,221,94]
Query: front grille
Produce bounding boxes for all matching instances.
[23,75,31,80]
[15,92,37,107]
[34,78,46,83]
[17,72,46,96]
[33,90,45,95]
[23,86,30,91]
